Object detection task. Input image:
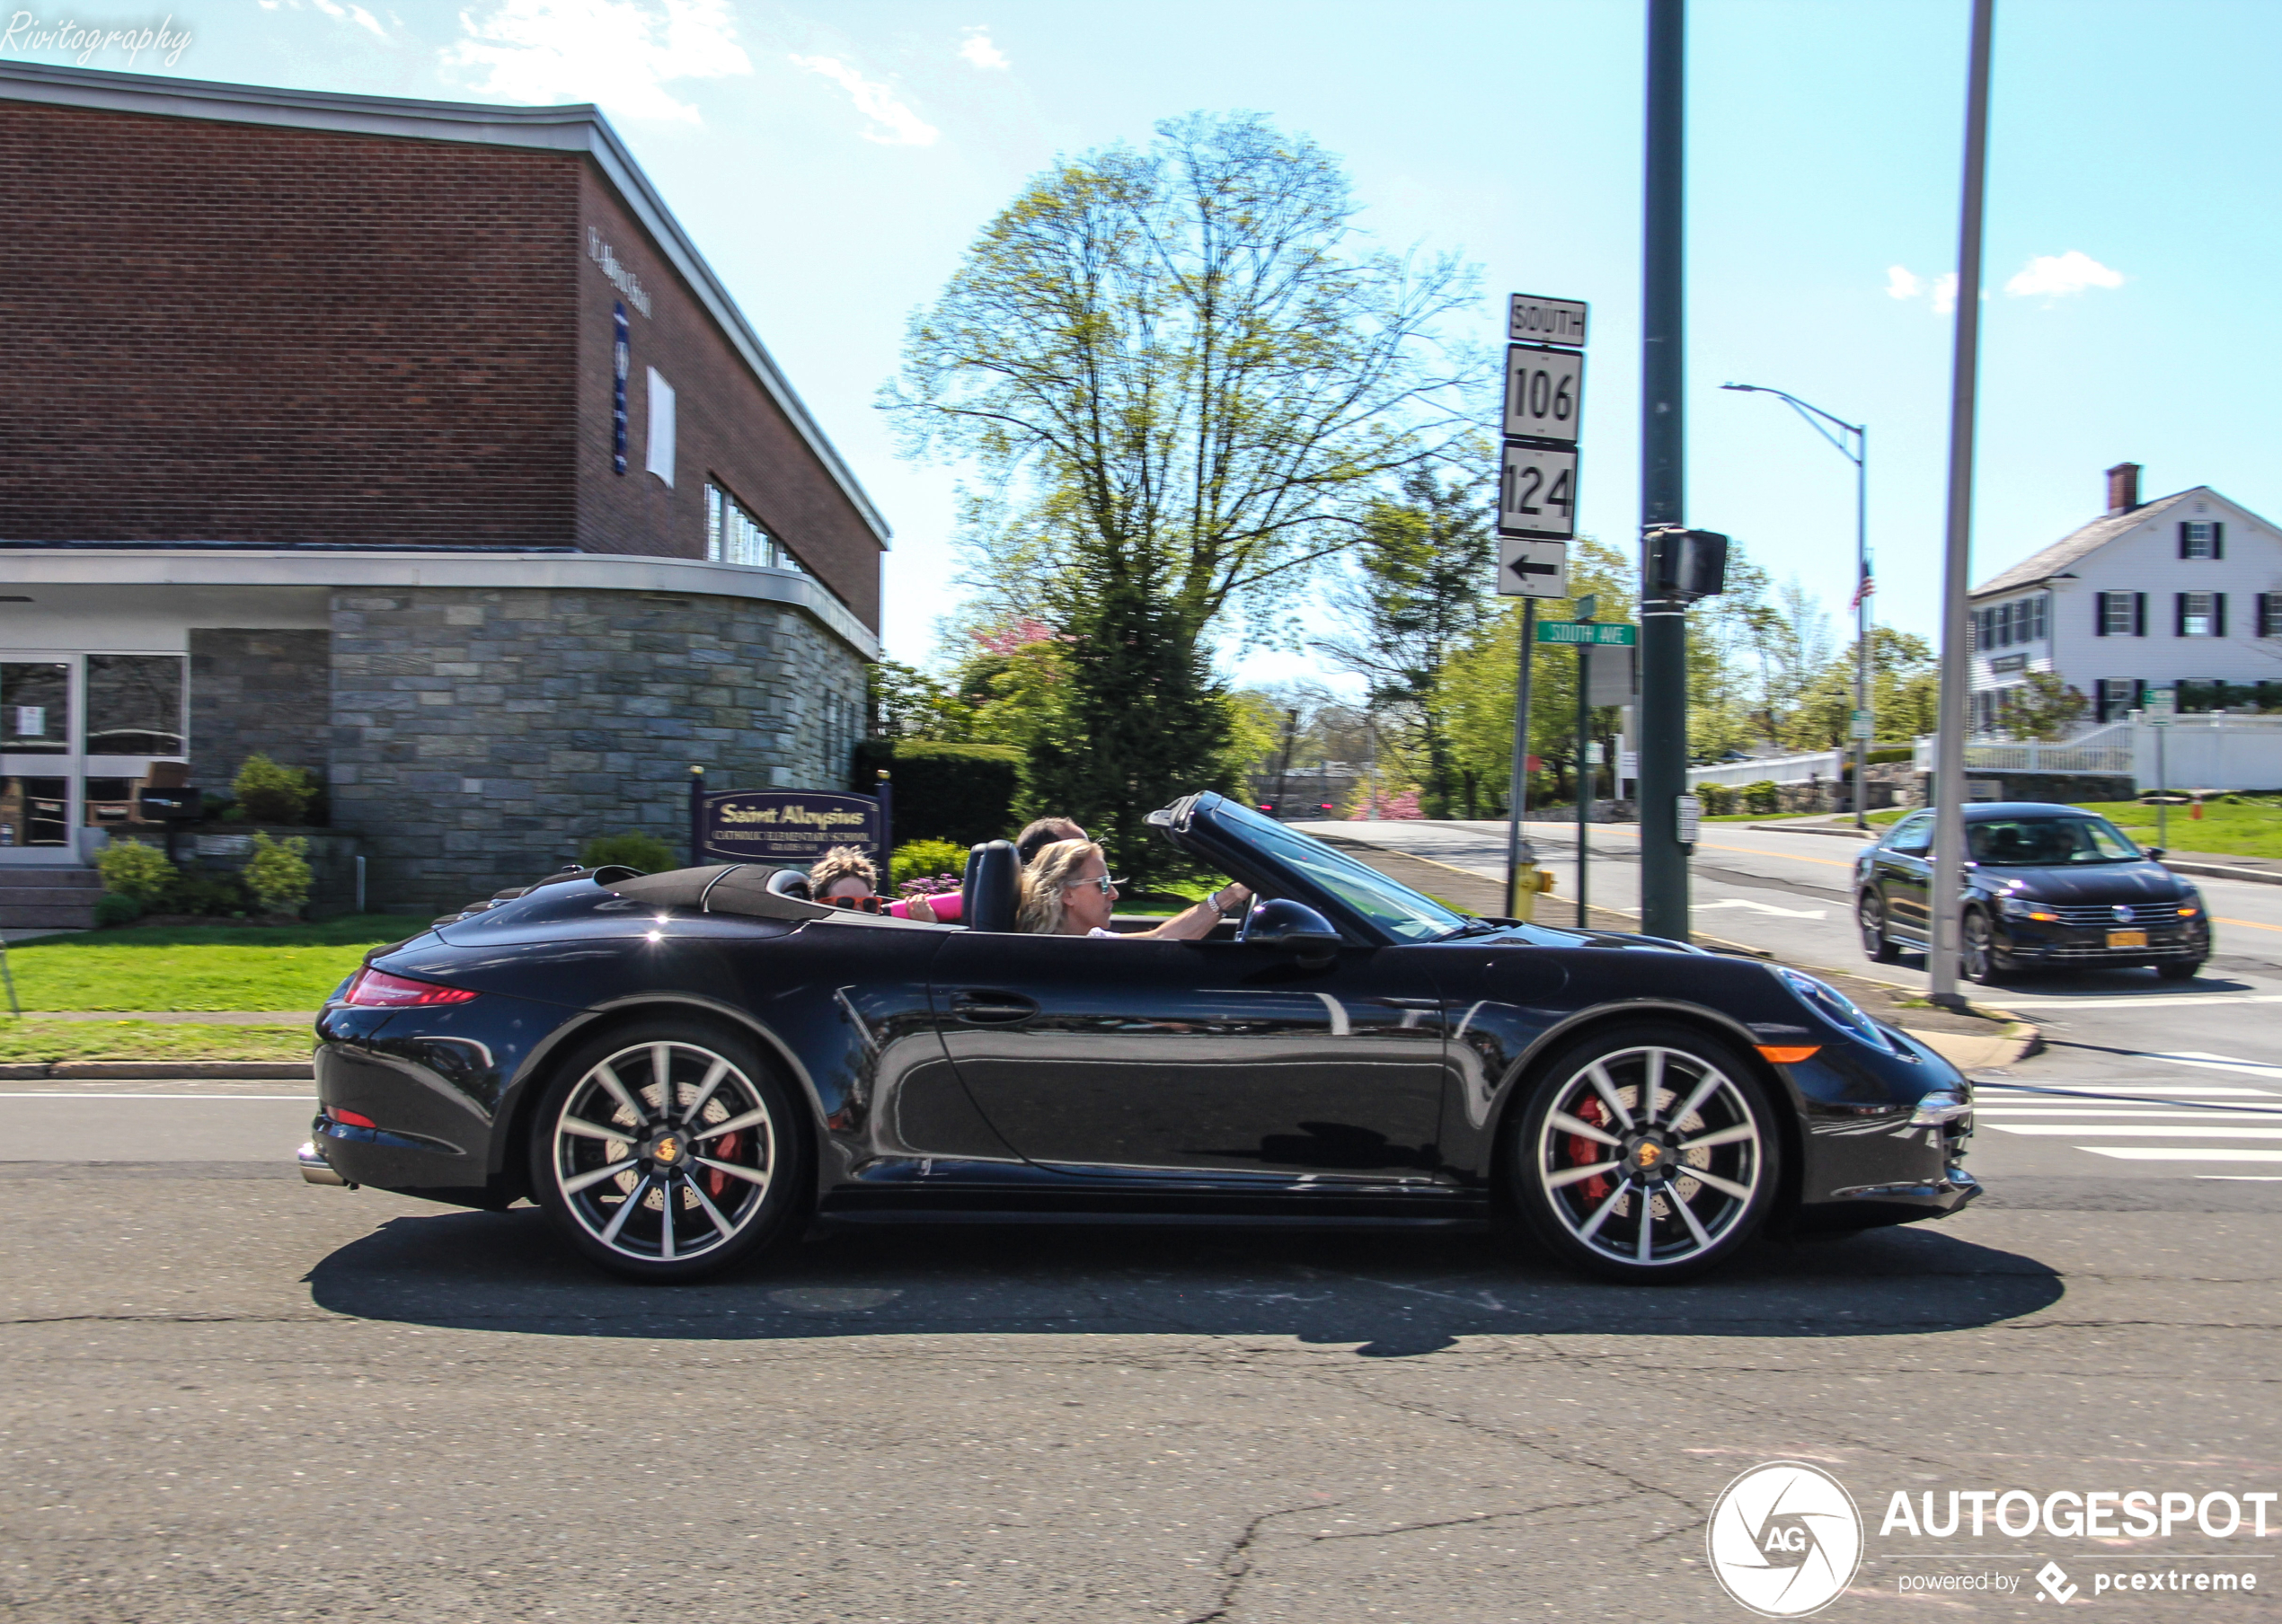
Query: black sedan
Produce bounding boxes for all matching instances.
[300,792,1977,1284]
[1854,801,2210,984]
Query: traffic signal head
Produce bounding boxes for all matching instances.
[1643,526,1729,602]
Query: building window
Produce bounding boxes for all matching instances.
[2094,678,2138,722]
[2096,591,2145,637]
[705,482,807,574]
[2259,593,2281,639]
[2179,520,2224,560]
[2176,591,2225,638]
[84,655,186,757]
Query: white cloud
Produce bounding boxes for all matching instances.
[958,26,1008,70]
[258,0,386,31]
[2004,249,2125,300]
[1931,271,1959,315]
[443,0,751,125]
[789,54,939,146]
[1884,265,1921,301]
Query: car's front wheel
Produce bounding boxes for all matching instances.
[1857,890,1898,963]
[1506,1022,1781,1283]
[528,1019,809,1282]
[2157,958,2204,982]
[1959,910,2008,985]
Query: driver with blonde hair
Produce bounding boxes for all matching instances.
[1017,839,1247,940]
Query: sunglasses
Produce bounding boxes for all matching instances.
[1065,873,1126,897]
[825,894,884,914]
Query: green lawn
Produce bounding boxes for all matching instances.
[4,914,411,1011]
[2080,797,2282,861]
[0,1019,314,1064]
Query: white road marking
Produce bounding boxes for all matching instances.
[1977,1084,2277,1098]
[0,1092,316,1101]
[2198,1176,2282,1181]
[1976,1108,2282,1119]
[1695,899,1828,919]
[1993,993,2282,1011]
[2145,1052,2282,1081]
[1984,1124,2282,1139]
[2084,1148,2282,1162]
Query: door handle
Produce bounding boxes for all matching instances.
[949,990,1039,1026]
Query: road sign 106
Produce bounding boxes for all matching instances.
[1499,442,1578,540]
[1503,344,1582,445]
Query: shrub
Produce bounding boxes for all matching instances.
[233,754,319,825]
[855,739,1022,846]
[1697,782,1737,816]
[96,838,176,904]
[890,838,970,892]
[243,831,314,916]
[1740,780,1782,816]
[580,830,675,873]
[93,892,144,928]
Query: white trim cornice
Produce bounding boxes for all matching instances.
[0,547,879,660]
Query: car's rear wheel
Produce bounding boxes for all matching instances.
[1506,1023,1781,1283]
[528,1019,808,1282]
[1857,891,1898,963]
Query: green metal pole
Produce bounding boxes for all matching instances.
[1577,639,1592,928]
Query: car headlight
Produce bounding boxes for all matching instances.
[1776,967,1897,1054]
[1997,893,2057,921]
[1911,1090,1970,1125]
[2176,890,2203,918]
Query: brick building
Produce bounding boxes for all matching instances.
[0,62,888,914]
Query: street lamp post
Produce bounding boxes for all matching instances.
[1720,383,1871,830]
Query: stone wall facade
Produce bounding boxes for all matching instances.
[187,629,332,791]
[326,585,867,912]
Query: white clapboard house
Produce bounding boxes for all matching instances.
[1967,463,2282,734]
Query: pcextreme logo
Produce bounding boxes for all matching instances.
[1707,1461,1865,1618]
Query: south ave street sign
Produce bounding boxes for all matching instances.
[1536,620,1638,646]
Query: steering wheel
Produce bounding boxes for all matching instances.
[1234,890,1261,942]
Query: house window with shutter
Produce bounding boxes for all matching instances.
[2180,521,2224,560]
[2177,592,2224,637]
[2097,591,2143,636]
[2095,678,2139,722]
[2259,593,2281,638]
[2028,594,2048,641]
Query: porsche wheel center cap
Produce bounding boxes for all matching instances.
[648,1133,685,1168]
[1629,1137,1670,1178]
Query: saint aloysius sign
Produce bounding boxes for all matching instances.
[694,790,882,868]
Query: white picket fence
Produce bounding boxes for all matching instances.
[1910,713,2282,790]
[1686,750,1842,789]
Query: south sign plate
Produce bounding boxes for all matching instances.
[1508,293,1588,348]
[1536,621,1636,646]
[1503,344,1583,446]
[1499,441,1579,541]
[1498,537,1569,597]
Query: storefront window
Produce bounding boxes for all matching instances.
[0,777,71,847]
[2,662,69,754]
[84,655,185,757]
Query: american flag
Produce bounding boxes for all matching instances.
[1849,555,1877,610]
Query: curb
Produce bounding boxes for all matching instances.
[1748,822,1874,840]
[2162,857,2282,888]
[0,1061,314,1081]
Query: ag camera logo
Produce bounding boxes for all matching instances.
[1708,1461,1864,1617]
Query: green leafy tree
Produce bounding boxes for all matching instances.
[1996,671,2091,741]
[1792,627,1942,747]
[869,660,974,742]
[581,831,674,872]
[1316,468,1495,816]
[233,754,318,825]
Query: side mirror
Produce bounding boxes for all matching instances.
[2145,847,2165,861]
[1243,897,1341,966]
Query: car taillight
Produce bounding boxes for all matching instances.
[341,967,479,1007]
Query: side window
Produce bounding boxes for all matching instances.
[1888,813,1933,855]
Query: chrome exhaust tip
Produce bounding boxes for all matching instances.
[296,1141,349,1187]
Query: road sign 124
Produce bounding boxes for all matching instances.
[1499,442,1578,540]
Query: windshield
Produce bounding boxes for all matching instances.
[1209,801,1471,942]
[1967,815,2142,866]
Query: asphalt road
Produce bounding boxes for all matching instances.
[5,1044,2281,1618]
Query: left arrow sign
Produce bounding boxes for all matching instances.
[1497,538,1569,598]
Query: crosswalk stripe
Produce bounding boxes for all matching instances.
[1977,1084,2275,1097]
[2083,1148,2282,1162]
[1977,1108,2282,1120]
[1985,1124,2282,1138]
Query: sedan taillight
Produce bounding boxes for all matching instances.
[341,967,479,1007]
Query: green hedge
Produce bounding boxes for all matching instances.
[854,739,1022,846]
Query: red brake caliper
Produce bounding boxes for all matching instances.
[707,1132,741,1199]
[1570,1099,1610,1202]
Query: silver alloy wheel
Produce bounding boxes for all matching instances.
[549,1039,775,1265]
[1961,911,1996,983]
[1857,892,1888,959]
[1532,1044,1764,1269]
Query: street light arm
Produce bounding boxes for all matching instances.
[1720,382,1863,464]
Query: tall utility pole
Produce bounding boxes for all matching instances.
[1636,0,1690,942]
[1929,0,1996,1007]
[1720,384,1871,828]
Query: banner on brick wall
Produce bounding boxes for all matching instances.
[694,790,883,869]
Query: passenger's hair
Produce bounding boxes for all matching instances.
[808,844,878,897]
[1016,839,1101,934]
[1014,816,1087,867]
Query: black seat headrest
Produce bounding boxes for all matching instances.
[962,840,1021,932]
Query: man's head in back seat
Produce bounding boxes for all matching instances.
[1013,817,1088,868]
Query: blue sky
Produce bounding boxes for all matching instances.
[13,0,2277,683]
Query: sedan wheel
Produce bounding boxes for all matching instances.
[1857,891,1898,963]
[1959,910,2006,985]
[1508,1023,1779,1283]
[529,1022,805,1281]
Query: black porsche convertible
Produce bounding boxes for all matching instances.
[299,792,1977,1284]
